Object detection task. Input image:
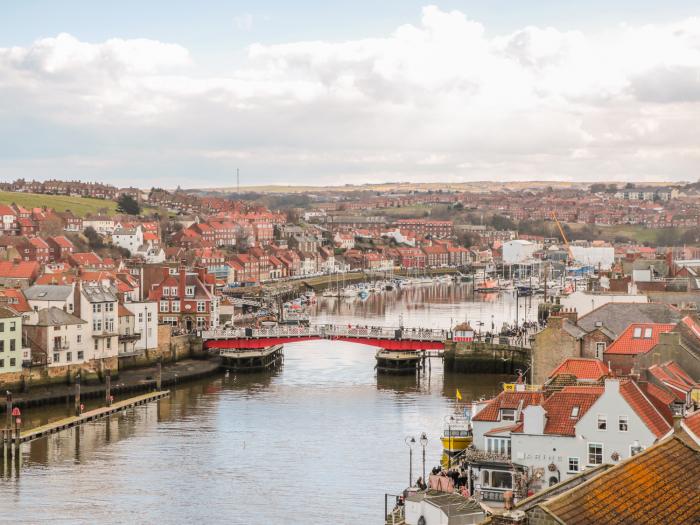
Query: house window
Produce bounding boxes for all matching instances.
[108,303,114,312]
[172,302,181,313]
[571,406,580,418]
[160,301,169,312]
[568,457,580,473]
[106,339,111,349]
[170,287,178,297]
[197,301,206,313]
[186,286,195,297]
[9,322,15,332]
[597,415,607,430]
[53,353,59,363]
[632,327,642,338]
[147,312,152,322]
[162,287,170,296]
[77,351,84,360]
[618,416,629,432]
[588,443,603,465]
[0,341,3,352]
[10,340,15,352]
[9,358,15,367]
[595,342,606,359]
[0,322,3,332]
[139,313,144,323]
[643,327,652,339]
[77,335,81,343]
[94,340,99,350]
[66,352,72,362]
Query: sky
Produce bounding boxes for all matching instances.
[1,1,700,188]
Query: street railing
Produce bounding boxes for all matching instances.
[201,324,449,342]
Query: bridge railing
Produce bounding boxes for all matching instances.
[201,325,449,341]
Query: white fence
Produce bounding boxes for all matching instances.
[201,324,448,342]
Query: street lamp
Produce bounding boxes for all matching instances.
[419,432,428,485]
[444,415,455,467]
[405,435,416,487]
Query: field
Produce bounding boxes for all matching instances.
[567,222,691,244]
[0,191,118,216]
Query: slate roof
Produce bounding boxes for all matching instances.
[548,358,610,380]
[577,303,681,339]
[604,323,675,355]
[0,306,20,319]
[24,284,73,301]
[561,318,587,339]
[538,437,700,525]
[35,307,86,326]
[472,391,544,422]
[81,284,117,303]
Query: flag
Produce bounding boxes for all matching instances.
[456,389,462,401]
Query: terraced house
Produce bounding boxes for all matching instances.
[0,306,28,373]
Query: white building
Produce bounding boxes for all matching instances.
[502,240,538,265]
[560,291,648,317]
[468,379,672,501]
[83,216,115,235]
[24,284,76,315]
[112,225,144,254]
[75,282,119,363]
[569,246,615,270]
[27,307,90,367]
[123,300,158,351]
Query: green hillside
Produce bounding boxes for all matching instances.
[0,191,118,217]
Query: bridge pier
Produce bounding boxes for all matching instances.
[375,349,421,375]
[220,345,284,373]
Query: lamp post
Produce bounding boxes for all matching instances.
[420,432,428,485]
[444,415,455,467]
[405,435,416,487]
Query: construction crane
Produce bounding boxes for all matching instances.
[551,211,574,265]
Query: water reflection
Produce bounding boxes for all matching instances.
[0,284,523,524]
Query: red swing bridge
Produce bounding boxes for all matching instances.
[200,324,449,351]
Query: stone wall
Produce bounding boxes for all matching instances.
[117,326,205,370]
[444,341,530,374]
[0,356,119,391]
[531,317,581,384]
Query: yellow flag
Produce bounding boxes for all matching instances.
[456,389,462,401]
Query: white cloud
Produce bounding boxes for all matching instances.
[1,7,700,186]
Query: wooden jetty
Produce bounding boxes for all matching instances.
[219,344,283,372]
[2,390,170,446]
[375,350,422,375]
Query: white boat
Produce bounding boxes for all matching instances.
[340,287,358,298]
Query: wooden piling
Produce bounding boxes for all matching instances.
[156,360,162,391]
[5,392,12,429]
[105,370,112,407]
[74,374,81,416]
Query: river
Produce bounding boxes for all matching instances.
[0,284,540,524]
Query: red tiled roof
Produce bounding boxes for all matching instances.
[604,323,675,355]
[619,380,672,439]
[0,289,30,312]
[638,382,675,425]
[472,391,544,422]
[70,252,104,266]
[484,424,519,436]
[51,236,74,248]
[0,261,39,279]
[682,411,700,443]
[549,358,610,381]
[541,388,603,436]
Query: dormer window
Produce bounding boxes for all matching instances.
[162,287,170,296]
[186,286,195,297]
[643,328,652,339]
[633,327,642,338]
[501,409,515,421]
[571,406,580,418]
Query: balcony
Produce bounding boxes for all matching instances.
[118,332,142,343]
[93,330,118,338]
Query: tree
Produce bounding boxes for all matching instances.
[117,194,141,215]
[83,226,104,250]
